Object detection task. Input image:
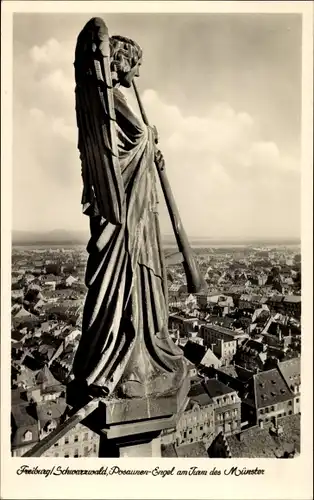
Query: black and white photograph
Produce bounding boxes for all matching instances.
[1,1,313,499]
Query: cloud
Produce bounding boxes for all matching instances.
[41,69,75,96]
[29,38,74,68]
[13,37,300,239]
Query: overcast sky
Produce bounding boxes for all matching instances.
[13,13,301,238]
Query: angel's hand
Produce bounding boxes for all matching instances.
[154,149,165,171]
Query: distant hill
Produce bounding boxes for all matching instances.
[12,230,88,245]
[12,230,300,247]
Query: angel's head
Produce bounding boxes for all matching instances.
[109,35,143,88]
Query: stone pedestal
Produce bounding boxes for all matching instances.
[67,375,190,458]
[119,437,161,457]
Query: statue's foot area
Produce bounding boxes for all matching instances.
[115,358,189,399]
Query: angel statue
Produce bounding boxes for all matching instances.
[71,17,188,400]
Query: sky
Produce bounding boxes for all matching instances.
[13,13,302,239]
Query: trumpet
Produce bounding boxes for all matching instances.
[132,81,207,294]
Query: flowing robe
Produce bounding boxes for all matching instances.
[73,87,186,398]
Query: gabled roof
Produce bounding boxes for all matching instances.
[278,357,301,389]
[283,295,301,304]
[176,441,208,458]
[14,307,36,319]
[203,378,235,398]
[22,355,44,371]
[36,398,67,426]
[242,338,266,354]
[201,348,220,367]
[11,401,38,428]
[183,341,206,366]
[161,443,177,457]
[11,330,26,342]
[267,295,284,303]
[35,366,61,387]
[253,368,293,409]
[188,392,213,409]
[227,414,300,458]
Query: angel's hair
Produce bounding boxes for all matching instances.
[109,35,143,74]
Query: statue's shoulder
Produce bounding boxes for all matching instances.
[113,87,127,104]
[112,87,143,131]
[113,87,131,116]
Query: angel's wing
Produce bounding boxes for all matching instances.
[74,17,124,225]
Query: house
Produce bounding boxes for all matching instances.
[42,421,100,458]
[238,294,266,311]
[13,307,36,320]
[207,432,232,458]
[235,338,267,372]
[50,343,78,383]
[251,305,270,324]
[23,274,36,284]
[211,337,237,367]
[184,294,198,311]
[207,293,231,306]
[59,327,81,347]
[11,330,28,344]
[11,390,40,457]
[226,414,300,458]
[11,289,24,301]
[168,314,199,337]
[282,295,301,319]
[11,391,100,458]
[183,341,206,366]
[166,382,216,448]
[36,398,67,441]
[200,365,249,401]
[12,364,39,391]
[252,368,295,427]
[65,275,78,287]
[261,319,293,351]
[200,323,248,349]
[203,378,241,436]
[35,366,63,395]
[278,357,301,414]
[200,348,221,370]
[267,295,285,314]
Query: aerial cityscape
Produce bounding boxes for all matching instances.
[11,240,301,458]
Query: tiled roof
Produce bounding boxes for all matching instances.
[11,401,37,428]
[243,339,266,353]
[22,355,44,371]
[183,341,206,365]
[218,365,238,378]
[161,443,177,457]
[176,441,208,458]
[188,381,207,398]
[203,378,235,398]
[188,392,213,409]
[11,331,26,342]
[283,295,301,304]
[267,295,284,303]
[36,399,67,426]
[278,357,301,389]
[227,414,300,458]
[35,366,61,387]
[253,368,293,409]
[207,316,235,329]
